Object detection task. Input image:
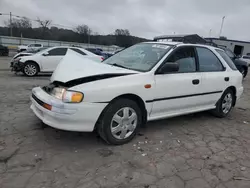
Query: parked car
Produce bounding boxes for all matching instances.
[10,48,48,71]
[30,42,243,145]
[13,46,103,76]
[239,55,250,67]
[17,43,43,53]
[101,52,113,60]
[221,48,248,78]
[0,44,9,56]
[85,48,103,56]
[12,47,47,61]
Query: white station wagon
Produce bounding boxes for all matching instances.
[30,41,243,145]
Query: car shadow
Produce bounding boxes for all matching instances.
[11,72,52,77]
[41,111,215,149]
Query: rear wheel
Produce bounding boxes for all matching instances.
[212,88,235,118]
[97,99,142,145]
[23,62,39,77]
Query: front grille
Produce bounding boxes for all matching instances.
[32,94,44,107]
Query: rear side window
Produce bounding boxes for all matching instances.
[242,56,250,59]
[48,48,67,56]
[216,49,238,71]
[35,44,42,47]
[70,48,86,55]
[196,47,224,72]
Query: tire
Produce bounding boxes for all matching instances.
[212,88,235,118]
[97,98,142,145]
[23,62,39,77]
[239,67,247,78]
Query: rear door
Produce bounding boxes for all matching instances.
[41,48,67,71]
[195,47,230,106]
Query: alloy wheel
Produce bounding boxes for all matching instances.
[24,64,37,76]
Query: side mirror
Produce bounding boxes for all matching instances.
[157,62,179,74]
[42,52,49,56]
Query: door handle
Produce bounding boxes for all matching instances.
[224,77,229,82]
[192,79,200,85]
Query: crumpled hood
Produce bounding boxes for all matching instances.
[13,52,33,60]
[51,49,138,83]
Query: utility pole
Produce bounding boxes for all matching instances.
[88,28,90,44]
[10,12,12,37]
[219,16,225,37]
[209,29,212,37]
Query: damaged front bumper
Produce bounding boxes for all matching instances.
[10,60,24,72]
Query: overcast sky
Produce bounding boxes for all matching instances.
[0,0,249,40]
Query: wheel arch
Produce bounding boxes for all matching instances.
[24,60,40,72]
[95,93,148,129]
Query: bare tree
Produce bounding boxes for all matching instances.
[36,18,52,38]
[4,17,32,37]
[115,29,130,36]
[36,18,51,28]
[75,24,92,35]
[4,17,32,28]
[75,24,92,43]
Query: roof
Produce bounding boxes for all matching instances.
[145,41,182,45]
[154,34,208,45]
[145,41,219,50]
[154,34,197,40]
[205,38,250,45]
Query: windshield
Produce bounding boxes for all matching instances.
[224,49,235,59]
[104,43,172,72]
[35,47,51,55]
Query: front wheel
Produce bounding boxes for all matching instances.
[23,62,39,77]
[97,99,142,145]
[212,89,235,118]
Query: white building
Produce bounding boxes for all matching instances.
[205,38,250,56]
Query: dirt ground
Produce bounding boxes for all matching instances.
[0,56,250,188]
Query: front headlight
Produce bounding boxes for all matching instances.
[51,88,84,103]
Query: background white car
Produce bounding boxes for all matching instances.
[17,43,43,53]
[16,46,103,76]
[240,55,250,66]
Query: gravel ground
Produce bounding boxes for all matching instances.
[0,57,250,188]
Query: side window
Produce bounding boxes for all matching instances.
[242,56,250,59]
[70,48,86,55]
[216,49,238,71]
[29,44,35,47]
[35,44,41,47]
[48,48,67,56]
[166,47,196,73]
[196,47,224,72]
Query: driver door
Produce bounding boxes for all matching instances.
[150,46,203,118]
[41,47,67,72]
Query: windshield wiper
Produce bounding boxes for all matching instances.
[112,63,130,70]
